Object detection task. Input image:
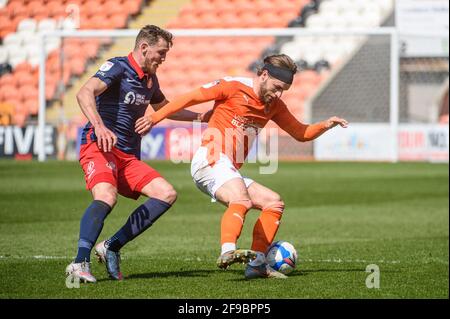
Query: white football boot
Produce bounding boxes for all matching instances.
[65,261,97,283]
[244,251,287,279]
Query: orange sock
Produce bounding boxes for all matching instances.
[220,203,250,246]
[251,209,283,253]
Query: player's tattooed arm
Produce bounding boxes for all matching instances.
[76,77,118,152]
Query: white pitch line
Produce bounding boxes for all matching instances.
[0,255,71,260]
[5,256,449,265]
[0,255,401,264]
[301,258,401,264]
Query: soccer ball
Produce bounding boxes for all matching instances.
[265,241,297,275]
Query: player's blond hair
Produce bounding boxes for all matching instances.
[135,25,173,49]
[257,54,297,76]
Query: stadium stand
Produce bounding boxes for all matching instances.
[250,0,395,133]
[0,0,145,127]
[0,0,396,134]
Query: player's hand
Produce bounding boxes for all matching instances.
[94,125,117,152]
[199,109,213,122]
[135,115,153,136]
[325,116,348,129]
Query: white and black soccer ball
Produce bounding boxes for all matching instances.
[265,241,298,275]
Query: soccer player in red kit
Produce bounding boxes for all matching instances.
[65,25,210,283]
[136,54,348,279]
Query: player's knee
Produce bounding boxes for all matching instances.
[231,199,253,210]
[263,194,284,213]
[158,185,177,205]
[94,190,117,208]
[92,183,117,207]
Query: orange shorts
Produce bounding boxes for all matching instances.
[79,142,161,200]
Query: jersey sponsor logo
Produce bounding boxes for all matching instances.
[202,80,220,89]
[124,91,149,106]
[124,92,136,104]
[230,114,261,134]
[99,61,114,72]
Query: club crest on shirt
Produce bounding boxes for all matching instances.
[99,61,114,72]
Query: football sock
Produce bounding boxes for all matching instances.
[106,198,171,252]
[221,243,236,255]
[220,203,249,247]
[75,200,112,263]
[251,209,283,254]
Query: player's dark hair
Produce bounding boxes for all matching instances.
[135,25,173,49]
[257,54,297,77]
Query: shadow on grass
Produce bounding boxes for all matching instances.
[98,267,395,283]
[96,269,244,282]
[228,268,366,282]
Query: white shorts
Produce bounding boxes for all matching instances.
[191,146,254,200]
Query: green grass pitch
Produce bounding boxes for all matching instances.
[0,160,448,298]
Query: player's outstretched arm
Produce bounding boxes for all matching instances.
[272,107,348,142]
[152,99,212,122]
[135,89,213,136]
[76,77,118,152]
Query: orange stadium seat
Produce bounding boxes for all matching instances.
[179,3,198,17]
[109,13,128,29]
[128,0,143,15]
[86,16,110,29]
[45,82,57,100]
[297,70,322,86]
[20,84,38,101]
[237,11,265,28]
[14,69,36,87]
[221,12,243,28]
[297,83,320,101]
[24,98,39,115]
[6,1,28,18]
[0,8,8,20]
[82,41,101,59]
[14,62,33,74]
[47,1,66,19]
[105,3,126,17]
[12,110,28,127]
[63,42,81,59]
[200,13,223,29]
[2,84,20,101]
[0,0,147,130]
[70,57,86,76]
[0,74,17,88]
[190,0,216,15]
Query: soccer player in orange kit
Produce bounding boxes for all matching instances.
[135,54,348,279]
